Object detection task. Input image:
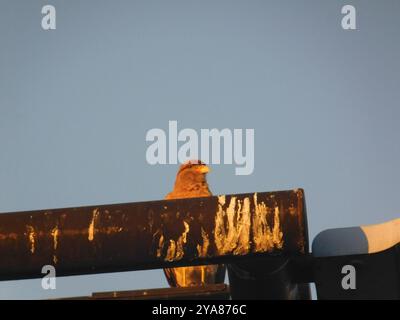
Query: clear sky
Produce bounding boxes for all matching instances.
[0,0,399,299]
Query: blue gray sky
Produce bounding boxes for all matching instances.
[0,0,399,299]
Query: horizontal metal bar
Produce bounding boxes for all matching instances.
[0,189,308,281]
[87,283,230,300]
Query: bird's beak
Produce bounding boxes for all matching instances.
[197,165,210,174]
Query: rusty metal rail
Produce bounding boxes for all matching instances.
[0,189,308,282]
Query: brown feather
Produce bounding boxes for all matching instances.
[163,162,225,287]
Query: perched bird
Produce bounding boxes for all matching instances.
[164,160,226,287]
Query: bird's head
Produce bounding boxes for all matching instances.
[178,159,210,175]
[171,160,211,196]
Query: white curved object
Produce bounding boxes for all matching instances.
[312,218,400,257]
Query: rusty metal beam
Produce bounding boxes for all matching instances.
[0,189,308,281]
[58,284,230,300]
[91,283,230,300]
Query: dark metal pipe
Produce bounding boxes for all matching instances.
[0,189,308,283]
[227,191,311,299]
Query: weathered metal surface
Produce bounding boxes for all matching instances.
[226,190,311,300]
[0,189,308,281]
[314,244,400,300]
[89,283,230,300]
[58,284,230,300]
[227,256,312,300]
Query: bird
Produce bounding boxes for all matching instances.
[163,160,226,287]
